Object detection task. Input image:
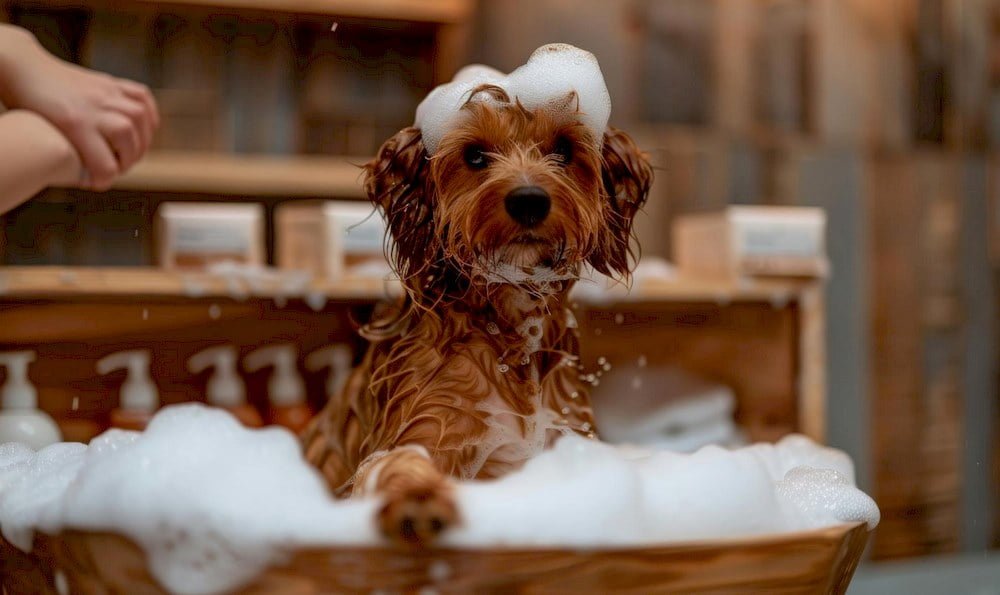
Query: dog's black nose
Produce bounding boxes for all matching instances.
[505,186,551,228]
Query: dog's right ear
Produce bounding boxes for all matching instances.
[363,127,435,284]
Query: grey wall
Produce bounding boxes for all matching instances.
[960,156,997,551]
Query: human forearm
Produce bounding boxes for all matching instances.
[0,24,41,105]
[0,110,81,214]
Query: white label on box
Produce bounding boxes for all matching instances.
[175,223,250,253]
[739,223,821,258]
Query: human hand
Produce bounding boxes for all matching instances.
[0,24,159,190]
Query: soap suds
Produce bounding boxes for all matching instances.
[415,44,611,155]
[0,405,878,594]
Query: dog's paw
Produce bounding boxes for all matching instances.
[378,484,459,547]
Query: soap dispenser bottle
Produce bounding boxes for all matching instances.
[305,344,353,400]
[96,349,159,431]
[243,344,311,432]
[0,351,61,449]
[188,345,263,427]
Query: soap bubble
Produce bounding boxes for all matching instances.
[414,44,611,155]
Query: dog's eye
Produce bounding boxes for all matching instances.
[463,146,489,170]
[552,137,573,165]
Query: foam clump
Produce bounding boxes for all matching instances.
[0,406,377,595]
[446,433,878,547]
[0,404,878,594]
[415,43,612,154]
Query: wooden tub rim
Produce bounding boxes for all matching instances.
[7,520,868,558]
[287,521,870,556]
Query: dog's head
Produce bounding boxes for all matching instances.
[364,85,652,300]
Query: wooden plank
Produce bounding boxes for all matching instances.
[810,0,917,148]
[109,152,368,197]
[752,0,811,135]
[943,0,992,149]
[712,0,754,134]
[991,154,1000,265]
[869,154,929,559]
[6,0,472,23]
[0,266,819,305]
[433,20,473,85]
[0,266,396,300]
[868,152,965,559]
[5,523,868,594]
[797,285,826,443]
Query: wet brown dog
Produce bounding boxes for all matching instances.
[302,86,652,546]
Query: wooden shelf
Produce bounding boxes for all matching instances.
[589,276,815,305]
[112,152,368,197]
[0,266,398,301]
[0,266,818,306]
[12,0,472,23]
[0,266,825,446]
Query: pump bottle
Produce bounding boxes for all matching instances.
[97,349,159,431]
[305,344,353,400]
[0,351,61,449]
[243,344,311,432]
[188,345,262,427]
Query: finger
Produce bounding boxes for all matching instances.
[117,79,160,130]
[106,96,151,156]
[99,112,141,171]
[67,129,118,191]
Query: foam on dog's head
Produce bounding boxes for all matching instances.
[414,44,612,154]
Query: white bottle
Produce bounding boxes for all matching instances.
[188,345,262,427]
[244,344,311,432]
[96,349,159,431]
[0,351,61,449]
[305,344,353,400]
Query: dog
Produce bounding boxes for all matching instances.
[301,83,652,546]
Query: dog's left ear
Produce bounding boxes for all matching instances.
[589,127,653,279]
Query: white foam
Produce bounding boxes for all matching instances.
[0,405,878,594]
[415,44,612,154]
[0,407,377,595]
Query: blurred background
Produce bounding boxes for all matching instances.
[0,0,998,589]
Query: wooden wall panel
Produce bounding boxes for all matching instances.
[868,153,965,559]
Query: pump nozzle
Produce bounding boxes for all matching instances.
[188,345,246,409]
[305,344,353,398]
[0,351,38,409]
[243,344,305,407]
[96,349,159,413]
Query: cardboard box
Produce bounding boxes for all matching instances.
[155,203,264,269]
[275,201,388,279]
[673,206,828,278]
